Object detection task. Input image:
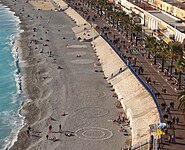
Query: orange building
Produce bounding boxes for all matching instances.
[147,0,185,20]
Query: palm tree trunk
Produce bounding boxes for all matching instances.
[161,56,165,72]
[170,58,174,77]
[97,6,99,14]
[112,18,115,27]
[105,10,107,20]
[100,7,103,17]
[178,71,182,89]
[116,20,119,29]
[135,32,138,46]
[130,30,133,41]
[82,0,85,6]
[87,1,90,7]
[154,51,157,65]
[148,51,151,59]
[90,1,93,9]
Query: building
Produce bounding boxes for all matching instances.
[114,0,185,47]
[147,0,185,21]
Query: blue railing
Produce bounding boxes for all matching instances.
[101,35,162,121]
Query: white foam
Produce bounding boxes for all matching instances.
[0,3,25,149]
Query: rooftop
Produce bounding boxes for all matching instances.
[133,1,156,10]
[148,10,185,31]
[163,0,185,10]
[129,0,156,10]
[130,0,185,32]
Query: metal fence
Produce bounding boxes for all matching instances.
[100,34,163,121]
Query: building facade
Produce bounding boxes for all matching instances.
[114,0,185,47]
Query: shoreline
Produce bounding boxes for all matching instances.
[7,31,25,150]
[0,3,25,149]
[0,0,42,149]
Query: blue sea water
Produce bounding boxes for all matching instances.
[0,4,23,149]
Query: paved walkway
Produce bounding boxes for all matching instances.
[68,1,185,149]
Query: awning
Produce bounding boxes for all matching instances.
[163,37,172,44]
[158,23,167,30]
[153,31,163,36]
[107,0,114,3]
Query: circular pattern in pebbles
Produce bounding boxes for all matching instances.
[75,127,113,141]
[71,59,94,65]
[66,51,86,56]
[74,107,109,118]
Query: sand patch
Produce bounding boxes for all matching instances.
[29,0,55,10]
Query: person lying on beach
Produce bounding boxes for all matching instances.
[61,112,66,116]
[76,55,81,57]
[119,126,126,132]
[50,116,56,121]
[57,66,63,69]
[28,125,32,131]
[65,133,74,137]
[26,129,30,136]
[48,125,52,132]
[51,136,57,142]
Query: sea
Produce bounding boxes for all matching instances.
[0,3,24,149]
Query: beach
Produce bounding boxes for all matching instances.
[0,0,129,149]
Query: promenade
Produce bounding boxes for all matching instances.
[69,1,185,149]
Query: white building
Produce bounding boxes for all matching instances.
[114,0,185,47]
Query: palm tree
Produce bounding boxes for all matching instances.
[152,41,160,65]
[174,52,185,89]
[168,41,182,78]
[133,24,142,46]
[88,0,97,9]
[128,20,135,41]
[97,0,107,17]
[178,90,185,113]
[119,13,129,32]
[113,11,127,29]
[144,35,156,59]
[158,44,169,72]
[109,10,117,27]
[123,15,131,38]
[106,9,114,24]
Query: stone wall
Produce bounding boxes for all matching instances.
[92,36,160,146]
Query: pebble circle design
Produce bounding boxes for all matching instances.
[74,68,95,74]
[82,129,106,138]
[66,51,86,56]
[71,59,94,64]
[75,107,109,118]
[75,127,113,141]
[78,90,106,100]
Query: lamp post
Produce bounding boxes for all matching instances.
[149,123,158,150]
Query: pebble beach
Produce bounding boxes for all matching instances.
[0,0,129,149]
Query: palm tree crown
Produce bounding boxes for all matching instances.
[178,90,185,113]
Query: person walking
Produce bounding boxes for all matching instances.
[171,135,175,143]
[59,124,62,132]
[176,117,179,124]
[49,125,52,132]
[28,126,31,131]
[46,134,49,140]
[26,129,30,136]
[170,101,174,109]
[172,117,176,124]
[168,135,171,143]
